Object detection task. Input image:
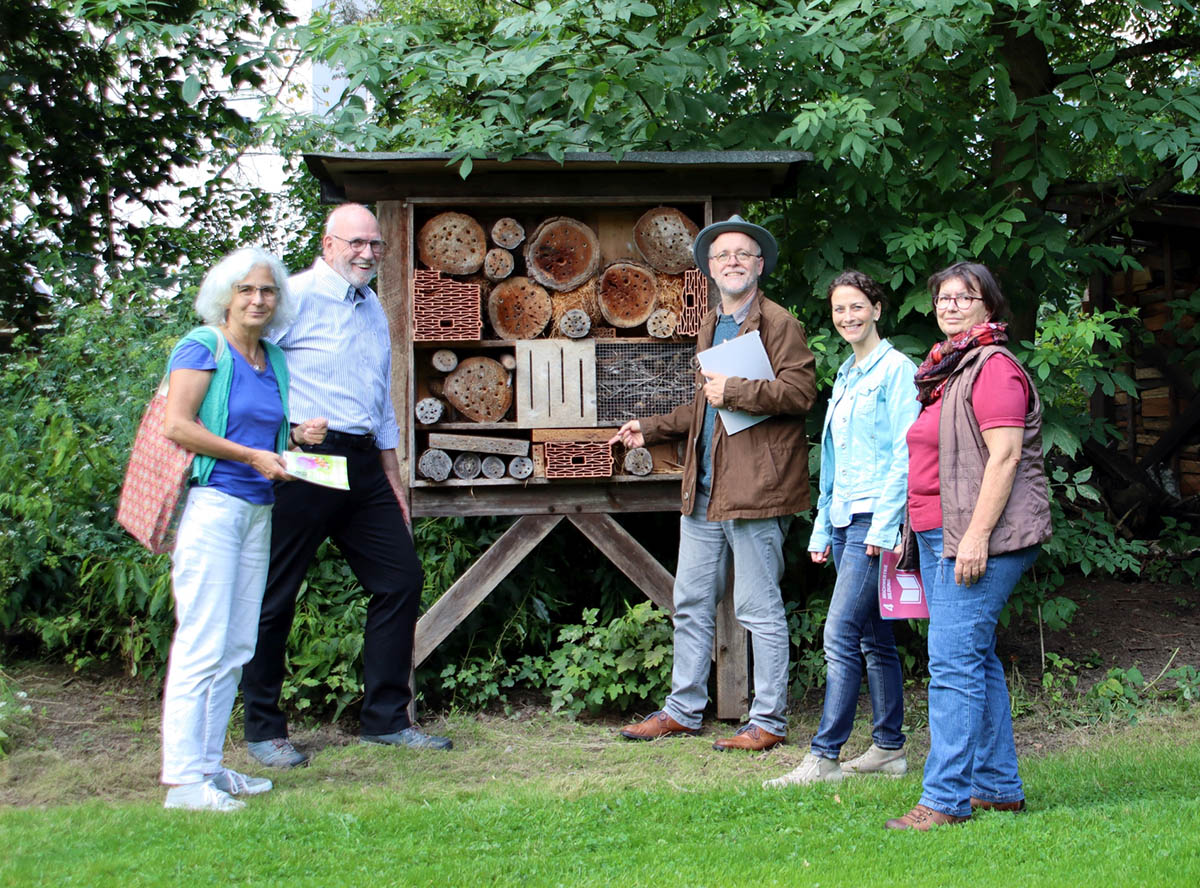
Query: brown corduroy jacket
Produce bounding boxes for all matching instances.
[640,292,817,520]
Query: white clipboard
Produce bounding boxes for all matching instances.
[696,330,775,435]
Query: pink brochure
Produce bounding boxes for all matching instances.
[878,548,929,620]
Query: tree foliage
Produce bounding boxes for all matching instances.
[298,0,1198,323]
[0,0,294,332]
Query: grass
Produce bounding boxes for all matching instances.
[3,708,1200,887]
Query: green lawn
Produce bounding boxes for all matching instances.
[3,709,1199,887]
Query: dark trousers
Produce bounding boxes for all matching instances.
[241,444,423,740]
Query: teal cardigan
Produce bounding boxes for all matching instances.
[167,326,291,486]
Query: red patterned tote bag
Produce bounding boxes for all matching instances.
[116,327,224,554]
[116,377,193,554]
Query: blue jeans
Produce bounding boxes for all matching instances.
[917,527,1039,817]
[810,514,905,759]
[663,496,791,736]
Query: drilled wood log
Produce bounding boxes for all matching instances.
[645,308,678,339]
[483,248,514,282]
[431,349,458,372]
[415,397,445,425]
[418,448,452,481]
[623,446,654,476]
[498,353,517,370]
[559,307,591,339]
[525,216,600,291]
[598,260,658,328]
[491,217,525,249]
[452,451,482,480]
[633,206,701,273]
[418,212,487,275]
[443,356,513,423]
[427,433,529,456]
[427,379,445,397]
[481,455,507,479]
[488,276,552,339]
[508,455,534,479]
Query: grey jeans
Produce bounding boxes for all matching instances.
[662,497,791,736]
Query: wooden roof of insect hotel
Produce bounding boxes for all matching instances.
[302,150,813,202]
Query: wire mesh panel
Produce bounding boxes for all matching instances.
[595,341,696,424]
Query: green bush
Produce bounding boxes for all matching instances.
[0,295,189,671]
[543,602,673,716]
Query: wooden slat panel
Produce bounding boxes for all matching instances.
[516,340,597,428]
[413,515,563,667]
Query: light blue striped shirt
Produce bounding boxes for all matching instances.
[272,258,399,450]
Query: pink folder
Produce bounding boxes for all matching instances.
[878,549,929,620]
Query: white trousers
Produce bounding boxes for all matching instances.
[161,487,271,785]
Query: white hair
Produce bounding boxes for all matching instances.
[193,247,295,336]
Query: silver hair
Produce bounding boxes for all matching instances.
[193,247,295,336]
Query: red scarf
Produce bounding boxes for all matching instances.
[914,322,1008,405]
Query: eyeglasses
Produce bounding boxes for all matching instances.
[331,234,387,254]
[932,292,984,311]
[234,284,279,298]
[709,250,761,265]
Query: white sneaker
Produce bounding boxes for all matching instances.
[164,780,246,811]
[762,753,843,788]
[209,767,273,796]
[842,744,907,777]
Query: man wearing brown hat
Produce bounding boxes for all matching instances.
[610,215,816,750]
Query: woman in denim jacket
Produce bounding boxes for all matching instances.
[766,270,919,788]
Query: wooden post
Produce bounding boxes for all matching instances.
[714,586,750,720]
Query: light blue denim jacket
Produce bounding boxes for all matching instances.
[808,339,919,553]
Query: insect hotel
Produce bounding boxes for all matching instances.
[303,151,810,718]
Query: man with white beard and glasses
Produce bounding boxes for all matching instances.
[242,204,451,767]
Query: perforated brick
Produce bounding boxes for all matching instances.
[413,269,483,341]
[679,269,709,336]
[543,441,613,479]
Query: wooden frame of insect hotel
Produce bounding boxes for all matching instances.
[303,150,811,719]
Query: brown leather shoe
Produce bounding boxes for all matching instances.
[885,804,971,831]
[971,797,1026,812]
[619,710,697,741]
[712,723,785,752]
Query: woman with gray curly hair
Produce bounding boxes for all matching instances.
[159,247,326,811]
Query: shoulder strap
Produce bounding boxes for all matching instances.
[160,325,227,397]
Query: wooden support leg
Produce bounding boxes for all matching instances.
[567,514,675,614]
[714,578,750,721]
[412,515,564,668]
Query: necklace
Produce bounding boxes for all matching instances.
[220,325,263,370]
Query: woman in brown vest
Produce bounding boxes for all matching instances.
[885,262,1052,830]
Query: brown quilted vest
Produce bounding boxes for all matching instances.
[936,345,1053,558]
